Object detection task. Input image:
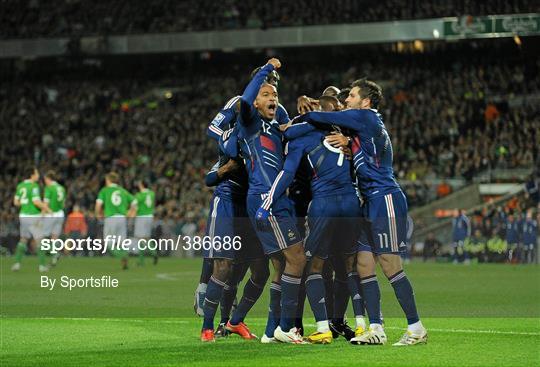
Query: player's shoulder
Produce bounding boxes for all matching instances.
[222,95,241,110]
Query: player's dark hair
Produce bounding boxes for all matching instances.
[138,178,150,188]
[45,170,57,181]
[351,78,383,109]
[106,172,119,184]
[337,88,350,105]
[24,166,37,178]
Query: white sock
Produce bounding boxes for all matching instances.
[355,317,366,330]
[408,320,424,334]
[316,320,330,333]
[197,283,207,293]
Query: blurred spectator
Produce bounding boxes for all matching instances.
[436,181,452,198]
[64,204,88,239]
[524,175,539,207]
[452,209,471,264]
[522,209,538,264]
[422,232,441,261]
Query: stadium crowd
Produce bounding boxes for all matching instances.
[0,0,533,39]
[1,43,538,253]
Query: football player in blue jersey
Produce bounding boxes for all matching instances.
[198,67,288,342]
[255,113,366,344]
[295,87,359,341]
[221,59,307,344]
[294,78,427,346]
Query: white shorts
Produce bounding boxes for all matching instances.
[103,216,127,239]
[134,216,153,238]
[42,212,65,237]
[19,216,44,239]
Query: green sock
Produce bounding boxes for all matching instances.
[138,251,145,265]
[37,246,46,266]
[112,249,120,259]
[15,242,26,263]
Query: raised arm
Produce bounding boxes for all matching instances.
[239,58,281,126]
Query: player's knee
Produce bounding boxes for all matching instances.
[356,252,376,277]
[308,256,325,274]
[378,254,402,277]
[285,244,306,271]
[213,259,233,282]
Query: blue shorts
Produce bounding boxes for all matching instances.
[305,194,362,259]
[204,194,264,261]
[357,190,408,254]
[247,194,302,255]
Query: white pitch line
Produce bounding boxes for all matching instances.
[5,318,540,336]
[155,273,179,281]
[8,317,188,324]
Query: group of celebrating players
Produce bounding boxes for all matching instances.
[11,169,157,271]
[194,58,428,346]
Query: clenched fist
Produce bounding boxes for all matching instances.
[267,58,281,69]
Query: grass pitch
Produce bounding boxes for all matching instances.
[1,257,539,366]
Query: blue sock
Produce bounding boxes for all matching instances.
[219,283,237,324]
[264,282,281,337]
[202,276,226,330]
[332,278,348,322]
[388,270,419,324]
[280,273,302,332]
[305,273,328,322]
[230,278,265,325]
[323,274,335,319]
[347,271,365,318]
[360,274,381,324]
[295,274,307,330]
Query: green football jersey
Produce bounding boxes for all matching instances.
[44,181,66,213]
[15,180,41,215]
[96,184,135,217]
[135,189,155,216]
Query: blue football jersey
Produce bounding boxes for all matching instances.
[233,64,289,195]
[299,109,401,199]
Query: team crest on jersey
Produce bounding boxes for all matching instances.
[287,229,296,241]
[211,112,225,126]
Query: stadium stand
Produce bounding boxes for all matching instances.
[0,40,538,254]
[0,0,533,39]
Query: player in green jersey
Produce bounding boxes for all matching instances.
[12,167,51,272]
[95,172,137,270]
[133,179,157,266]
[43,170,67,266]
